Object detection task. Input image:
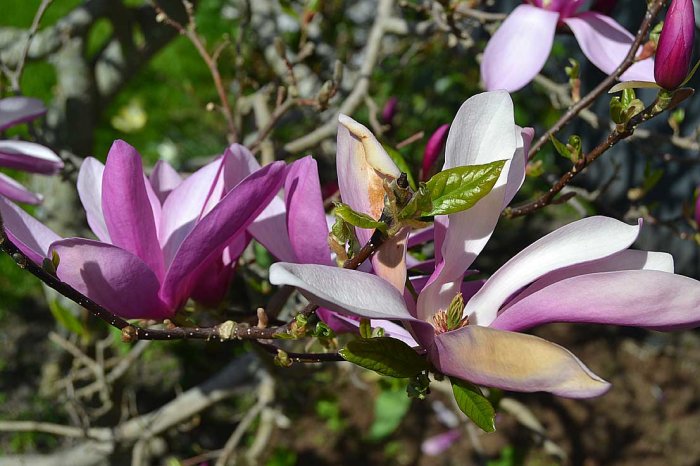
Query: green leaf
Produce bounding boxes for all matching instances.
[369,387,412,440]
[423,161,506,216]
[450,378,496,432]
[333,203,387,233]
[384,145,417,191]
[48,300,87,337]
[339,337,429,378]
[550,135,572,160]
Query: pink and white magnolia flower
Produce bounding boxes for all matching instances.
[0,140,285,319]
[0,96,63,204]
[269,91,700,398]
[481,1,655,92]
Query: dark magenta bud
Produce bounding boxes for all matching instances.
[381,97,398,125]
[422,124,450,181]
[655,0,695,90]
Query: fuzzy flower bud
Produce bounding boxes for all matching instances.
[654,0,695,90]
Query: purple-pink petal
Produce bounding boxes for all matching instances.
[285,156,332,265]
[149,160,182,203]
[0,172,42,205]
[481,5,559,92]
[492,270,700,332]
[51,238,171,319]
[0,196,61,264]
[102,140,164,279]
[564,12,655,82]
[0,97,46,131]
[160,161,285,310]
[159,157,225,266]
[0,141,63,174]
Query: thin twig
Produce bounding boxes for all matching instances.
[3,0,53,91]
[506,100,663,217]
[527,0,667,160]
[153,1,239,143]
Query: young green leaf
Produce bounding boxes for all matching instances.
[450,377,496,432]
[334,203,388,233]
[423,161,506,216]
[339,337,429,378]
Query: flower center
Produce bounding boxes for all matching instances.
[431,292,469,335]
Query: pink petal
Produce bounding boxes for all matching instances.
[0,197,60,264]
[51,238,171,319]
[77,158,110,242]
[0,173,42,204]
[159,156,226,267]
[564,13,655,82]
[285,156,332,265]
[160,162,286,310]
[0,141,63,174]
[492,270,700,332]
[190,232,250,306]
[372,228,408,292]
[149,160,182,203]
[466,216,641,326]
[503,249,673,308]
[481,5,559,92]
[0,97,46,131]
[269,262,435,346]
[336,114,400,245]
[102,140,164,278]
[431,325,610,398]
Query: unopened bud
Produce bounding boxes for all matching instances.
[381,97,398,125]
[422,124,449,181]
[654,0,695,90]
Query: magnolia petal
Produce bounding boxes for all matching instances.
[465,216,642,326]
[407,225,434,248]
[149,160,182,203]
[0,141,63,174]
[0,172,41,204]
[330,313,420,347]
[564,12,655,82]
[0,197,60,264]
[418,92,519,319]
[269,262,435,346]
[502,249,673,309]
[102,140,164,278]
[422,429,462,456]
[160,162,285,310]
[249,195,295,261]
[336,115,400,244]
[504,127,534,205]
[0,97,46,131]
[285,156,332,265]
[372,228,408,292]
[159,156,226,267]
[51,238,171,319]
[493,270,700,332]
[77,158,111,242]
[481,5,559,92]
[431,326,610,398]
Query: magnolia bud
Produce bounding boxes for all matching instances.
[381,96,398,125]
[654,0,695,90]
[421,124,449,181]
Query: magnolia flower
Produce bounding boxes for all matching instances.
[0,96,63,204]
[481,1,654,92]
[269,92,700,397]
[0,140,285,319]
[655,0,695,90]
